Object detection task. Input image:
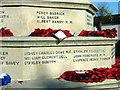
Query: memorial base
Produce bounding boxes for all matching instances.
[0,37,117,89]
[2,79,120,90]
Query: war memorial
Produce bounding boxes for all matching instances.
[0,0,119,89]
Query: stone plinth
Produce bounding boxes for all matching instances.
[0,37,117,80]
[0,1,97,36]
[2,79,120,89]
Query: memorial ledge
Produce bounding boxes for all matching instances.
[0,37,118,46]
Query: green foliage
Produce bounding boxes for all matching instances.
[116,41,120,57]
[95,2,113,29]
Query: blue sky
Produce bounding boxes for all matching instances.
[90,0,119,15]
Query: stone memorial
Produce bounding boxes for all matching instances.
[0,0,119,89]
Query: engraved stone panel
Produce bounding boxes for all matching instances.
[0,45,112,80]
[0,0,97,36]
[0,7,89,36]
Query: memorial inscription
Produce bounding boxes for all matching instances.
[0,46,112,66]
[36,11,72,24]
[0,7,92,36]
[0,45,112,79]
[0,10,9,23]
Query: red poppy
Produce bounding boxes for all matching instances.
[0,27,14,37]
[78,28,117,38]
[115,57,120,63]
[78,30,88,36]
[29,28,72,38]
[61,30,72,37]
[57,57,120,83]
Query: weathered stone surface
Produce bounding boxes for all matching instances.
[0,1,97,36]
[0,0,118,89]
[0,37,117,80]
